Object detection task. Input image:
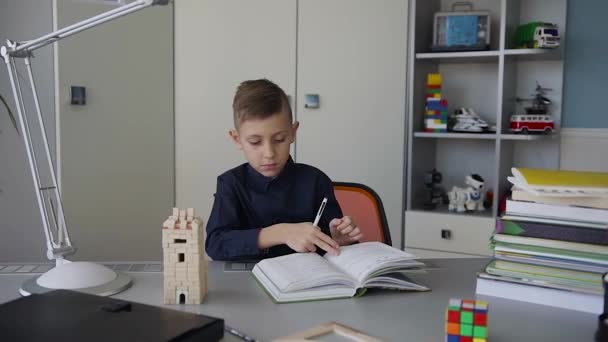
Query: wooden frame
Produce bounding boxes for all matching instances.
[274,322,383,342]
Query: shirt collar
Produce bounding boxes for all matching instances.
[246,156,295,192]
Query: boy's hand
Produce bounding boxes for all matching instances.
[283,223,340,256]
[329,216,362,245]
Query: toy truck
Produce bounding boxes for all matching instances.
[515,22,560,49]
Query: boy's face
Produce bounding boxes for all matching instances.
[229,112,298,178]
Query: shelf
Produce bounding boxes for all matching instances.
[504,48,562,61]
[416,50,500,64]
[406,0,566,256]
[415,49,562,63]
[414,132,497,140]
[414,132,559,141]
[409,206,495,219]
[500,133,559,141]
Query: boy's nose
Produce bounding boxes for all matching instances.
[263,144,275,158]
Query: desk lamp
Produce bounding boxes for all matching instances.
[1,0,170,296]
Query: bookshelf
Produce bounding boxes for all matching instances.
[405,0,567,255]
[414,132,498,140]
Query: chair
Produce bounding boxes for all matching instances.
[333,182,392,245]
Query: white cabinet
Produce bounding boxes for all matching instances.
[405,211,494,256]
[176,0,408,246]
[296,0,408,246]
[405,0,567,254]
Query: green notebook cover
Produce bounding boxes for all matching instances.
[491,240,608,262]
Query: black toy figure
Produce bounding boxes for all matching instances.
[423,169,447,210]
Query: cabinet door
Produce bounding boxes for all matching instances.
[175,0,297,223]
[58,1,174,261]
[296,0,408,247]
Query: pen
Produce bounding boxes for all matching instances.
[225,325,259,342]
[313,197,328,227]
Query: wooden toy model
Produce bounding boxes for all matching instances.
[162,207,208,304]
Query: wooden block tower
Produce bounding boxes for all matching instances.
[162,207,207,304]
[425,73,448,133]
[446,298,489,342]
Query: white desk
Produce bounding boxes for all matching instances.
[0,259,598,341]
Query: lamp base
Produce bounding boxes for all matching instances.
[19,261,132,297]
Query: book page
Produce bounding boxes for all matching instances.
[255,252,354,293]
[324,242,422,285]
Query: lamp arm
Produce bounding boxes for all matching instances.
[0,0,169,261]
[7,0,168,57]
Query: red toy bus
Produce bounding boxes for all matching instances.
[509,114,554,133]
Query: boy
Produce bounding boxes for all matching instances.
[205,79,362,261]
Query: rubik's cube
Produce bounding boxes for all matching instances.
[425,73,448,133]
[446,298,489,342]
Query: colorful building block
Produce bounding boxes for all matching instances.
[427,73,442,86]
[425,119,447,130]
[425,115,448,120]
[446,298,489,342]
[426,110,448,115]
[423,73,449,133]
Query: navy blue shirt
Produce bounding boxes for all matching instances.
[205,157,342,261]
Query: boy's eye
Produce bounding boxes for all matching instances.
[274,138,286,143]
[248,141,261,145]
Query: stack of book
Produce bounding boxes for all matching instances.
[476,168,608,314]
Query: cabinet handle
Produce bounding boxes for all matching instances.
[441,229,452,240]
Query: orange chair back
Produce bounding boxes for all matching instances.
[333,182,392,245]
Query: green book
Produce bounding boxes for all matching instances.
[491,240,608,264]
[252,242,429,303]
[492,234,608,255]
[485,260,603,293]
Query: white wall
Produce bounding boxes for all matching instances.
[0,1,55,262]
[57,0,174,262]
[560,129,608,172]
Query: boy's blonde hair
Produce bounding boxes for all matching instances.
[232,79,292,128]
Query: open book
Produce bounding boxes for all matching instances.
[252,242,430,303]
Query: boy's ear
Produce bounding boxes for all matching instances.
[228,129,243,150]
[290,121,300,142]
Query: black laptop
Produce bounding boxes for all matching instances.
[0,290,223,341]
